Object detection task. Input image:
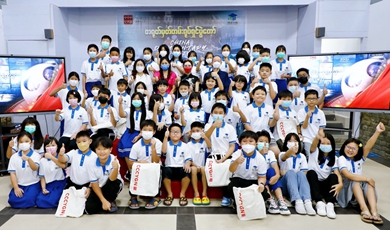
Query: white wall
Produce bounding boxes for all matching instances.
[366,0,390,51]
[297,1,317,54]
[0,9,6,54]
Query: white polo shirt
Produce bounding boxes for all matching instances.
[81,58,103,83]
[207,107,240,129]
[278,152,308,175]
[57,86,85,109]
[85,97,100,110]
[236,63,251,82]
[129,138,162,162]
[11,138,44,155]
[183,108,206,134]
[8,149,40,186]
[104,62,128,92]
[261,150,277,170]
[162,93,173,109]
[88,154,124,187]
[200,64,213,79]
[145,60,160,79]
[174,95,190,125]
[338,155,365,176]
[250,60,262,79]
[171,60,184,77]
[58,105,89,137]
[201,87,219,113]
[191,62,200,77]
[38,157,66,184]
[250,79,278,107]
[231,150,267,180]
[273,106,299,141]
[92,105,119,129]
[124,108,144,130]
[100,50,111,65]
[221,58,237,78]
[244,102,274,137]
[147,109,172,126]
[130,73,153,97]
[111,90,131,112]
[165,141,192,167]
[295,83,323,112]
[270,59,292,80]
[298,106,326,143]
[231,90,250,111]
[188,139,210,167]
[308,148,338,181]
[205,121,237,153]
[66,149,97,185]
[290,97,304,113]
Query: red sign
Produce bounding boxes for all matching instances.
[124,15,133,25]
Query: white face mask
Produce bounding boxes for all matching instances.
[191,132,202,140]
[69,80,78,87]
[213,62,221,69]
[238,58,245,64]
[222,51,230,57]
[19,143,31,151]
[241,144,256,153]
[160,51,167,57]
[206,58,212,64]
[91,89,99,97]
[142,131,154,140]
[243,48,250,54]
[137,89,145,94]
[158,103,165,111]
[180,91,188,97]
[287,141,298,149]
[136,66,144,73]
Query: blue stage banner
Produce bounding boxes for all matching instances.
[117,11,246,59]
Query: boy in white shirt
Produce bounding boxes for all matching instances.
[296,68,328,109]
[111,79,131,138]
[96,35,112,65]
[173,81,190,125]
[286,77,302,113]
[157,79,175,112]
[82,84,102,110]
[103,47,128,92]
[86,137,123,214]
[81,43,104,98]
[250,63,278,107]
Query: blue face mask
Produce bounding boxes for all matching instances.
[216,100,227,106]
[288,86,297,94]
[276,52,286,59]
[261,57,270,63]
[191,57,197,62]
[319,144,332,153]
[252,52,260,59]
[161,64,170,71]
[25,125,36,134]
[282,100,292,108]
[257,142,265,151]
[101,41,110,49]
[132,100,142,108]
[212,114,224,122]
[173,52,181,58]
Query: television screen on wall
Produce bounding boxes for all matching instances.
[0,56,65,116]
[288,52,390,111]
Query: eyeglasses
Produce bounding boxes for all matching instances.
[345,145,358,152]
[170,131,181,135]
[306,98,318,101]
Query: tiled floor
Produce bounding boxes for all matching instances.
[0,157,389,230]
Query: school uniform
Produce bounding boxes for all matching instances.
[173,95,190,125]
[250,79,278,107]
[273,106,299,141]
[298,106,326,155]
[91,104,120,137]
[250,60,262,79]
[261,150,282,191]
[224,149,270,202]
[188,139,210,167]
[231,90,250,112]
[200,87,219,115]
[163,141,192,181]
[57,86,85,110]
[204,121,237,154]
[294,83,323,112]
[278,152,311,202]
[58,105,89,150]
[162,93,173,110]
[85,154,124,214]
[65,149,97,189]
[111,90,131,112]
[270,59,292,91]
[306,148,339,203]
[147,109,172,142]
[118,108,145,158]
[130,73,153,97]
[221,58,237,79]
[11,138,44,156]
[191,61,200,77]
[243,102,274,138]
[81,58,103,98]
[36,156,67,208]
[145,60,160,79]
[200,64,213,80]
[170,60,183,77]
[207,107,240,131]
[182,108,206,134]
[104,61,128,92]
[236,63,251,83]
[8,149,41,208]
[85,97,100,110]
[100,50,111,65]
[125,62,134,75]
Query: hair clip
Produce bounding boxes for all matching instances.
[359,143,363,147]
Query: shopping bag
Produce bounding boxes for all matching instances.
[205,151,232,187]
[276,118,298,142]
[233,185,266,220]
[55,187,87,218]
[129,163,160,196]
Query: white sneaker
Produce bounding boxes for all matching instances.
[304,200,316,216]
[295,200,306,215]
[326,203,336,219]
[316,201,327,216]
[278,199,291,215]
[267,198,280,214]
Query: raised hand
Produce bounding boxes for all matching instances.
[61,83,67,89]
[213,117,223,128]
[376,122,386,133]
[59,143,66,156]
[55,109,62,115]
[8,137,15,148]
[108,70,114,77]
[235,152,245,164]
[118,95,123,104]
[323,84,328,96]
[112,156,119,169]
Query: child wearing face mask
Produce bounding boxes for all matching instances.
[36,137,67,209]
[134,82,150,108]
[129,59,154,97]
[249,47,271,80]
[111,79,131,139]
[55,90,89,150]
[82,84,102,109]
[153,57,178,94]
[96,35,112,64]
[181,60,200,93]
[7,117,44,159]
[278,133,316,216]
[187,51,200,78]
[222,131,270,208]
[286,77,301,113]
[250,63,278,107]
[197,52,214,80]
[123,46,135,74]
[173,81,190,125]
[220,44,237,79]
[81,43,104,98]
[270,45,292,92]
[241,42,251,56]
[143,47,160,80]
[50,71,85,110]
[235,50,251,83]
[307,131,342,219]
[8,132,41,209]
[148,94,172,142]
[103,47,128,93]
[181,92,205,141]
[201,72,224,121]
[256,131,290,215]
[296,68,327,110]
[229,75,250,112]
[156,79,175,112]
[156,44,170,65]
[128,120,162,210]
[170,44,185,77]
[58,131,97,198]
[247,44,263,79]
[188,122,211,205]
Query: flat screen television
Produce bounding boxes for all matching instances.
[288,52,390,111]
[0,56,65,116]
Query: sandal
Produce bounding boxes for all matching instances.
[145,198,162,210]
[201,196,210,205]
[163,197,173,206]
[193,196,202,205]
[128,198,140,210]
[360,211,373,224]
[372,212,384,225]
[179,197,188,206]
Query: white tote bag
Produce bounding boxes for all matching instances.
[55,187,87,218]
[129,163,160,196]
[205,152,232,187]
[233,185,266,220]
[276,118,298,142]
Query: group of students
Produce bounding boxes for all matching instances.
[4,35,384,224]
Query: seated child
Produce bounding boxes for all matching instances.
[222,131,270,207]
[8,132,41,209]
[128,120,162,210]
[188,122,212,205]
[36,137,67,209]
[86,137,124,214]
[148,94,172,142]
[181,92,205,141]
[162,123,192,206]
